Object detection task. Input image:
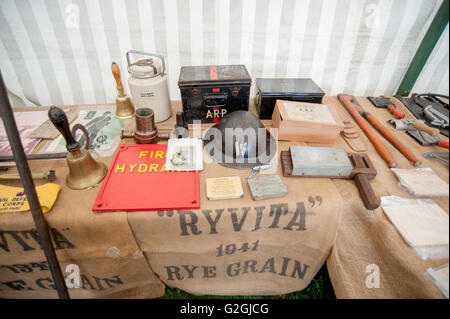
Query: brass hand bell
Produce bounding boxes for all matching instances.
[111,62,135,119]
[48,106,108,190]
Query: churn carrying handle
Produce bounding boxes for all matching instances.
[126,50,166,76]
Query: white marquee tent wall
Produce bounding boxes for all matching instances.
[0,0,448,107]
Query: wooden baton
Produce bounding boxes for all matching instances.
[111,62,124,93]
[412,121,440,136]
[363,113,422,166]
[338,94,396,168]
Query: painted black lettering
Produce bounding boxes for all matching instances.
[252,206,265,231]
[2,279,28,290]
[283,202,306,231]
[279,257,291,277]
[80,274,96,290]
[268,204,288,228]
[290,260,310,279]
[165,265,184,280]
[259,257,276,274]
[178,211,202,236]
[36,277,55,290]
[102,275,123,289]
[202,266,216,278]
[243,260,258,274]
[228,207,249,232]
[0,231,9,252]
[227,262,240,277]
[182,265,198,278]
[93,276,106,291]
[21,230,41,249]
[202,209,223,234]
[51,228,76,249]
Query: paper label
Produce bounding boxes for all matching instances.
[283,102,336,124]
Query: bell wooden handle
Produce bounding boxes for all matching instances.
[413,122,440,136]
[48,106,80,152]
[111,62,124,92]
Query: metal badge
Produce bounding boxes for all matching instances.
[165,138,203,171]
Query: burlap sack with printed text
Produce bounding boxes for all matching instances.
[128,154,343,296]
[0,158,165,299]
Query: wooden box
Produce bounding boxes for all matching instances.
[271,100,344,143]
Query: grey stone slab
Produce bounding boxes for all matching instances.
[247,175,288,201]
[289,146,353,177]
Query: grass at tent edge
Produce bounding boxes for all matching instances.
[161,264,335,299]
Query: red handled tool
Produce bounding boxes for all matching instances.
[367,96,405,119]
[339,94,422,167]
[387,104,405,119]
[437,140,449,149]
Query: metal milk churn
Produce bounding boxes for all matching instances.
[126,50,172,123]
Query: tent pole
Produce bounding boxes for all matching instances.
[396,0,449,96]
[0,70,70,299]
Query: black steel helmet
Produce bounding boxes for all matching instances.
[203,110,277,169]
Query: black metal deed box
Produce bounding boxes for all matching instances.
[255,78,325,119]
[178,65,252,123]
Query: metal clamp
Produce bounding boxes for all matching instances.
[247,164,273,179]
[423,105,449,128]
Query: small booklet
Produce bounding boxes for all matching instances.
[206,176,243,200]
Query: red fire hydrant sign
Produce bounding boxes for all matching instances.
[93,144,200,212]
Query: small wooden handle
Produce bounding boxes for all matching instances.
[354,174,379,210]
[387,105,405,119]
[438,141,449,149]
[355,114,396,168]
[0,173,22,180]
[111,62,123,91]
[413,122,440,136]
[0,172,45,180]
[338,94,396,168]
